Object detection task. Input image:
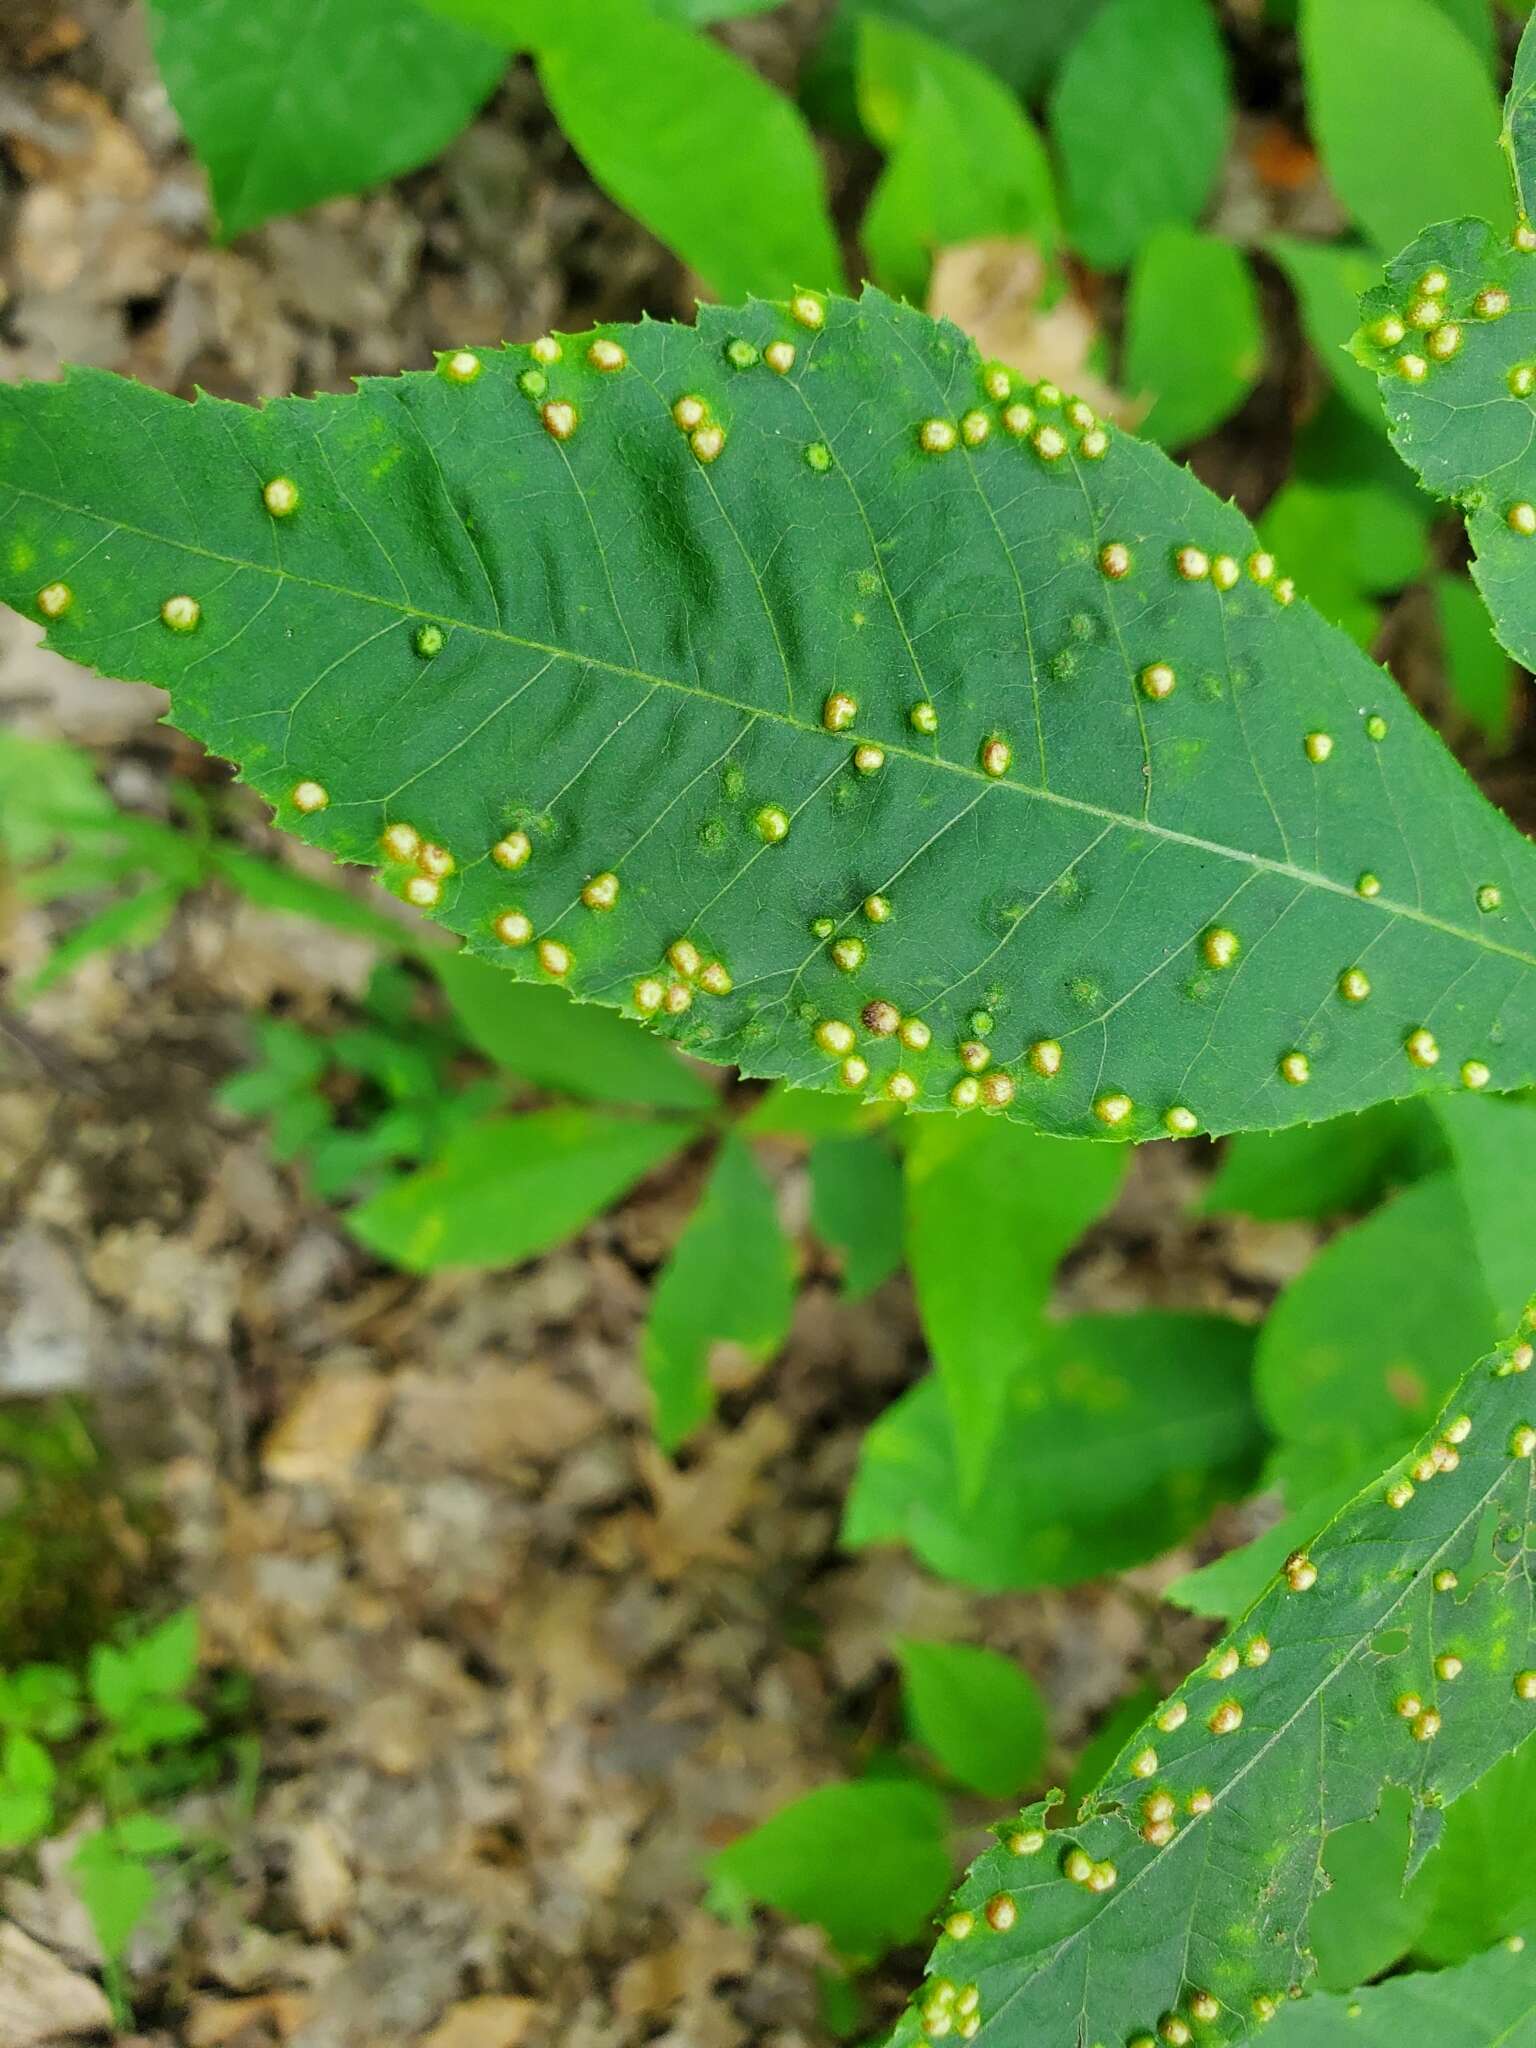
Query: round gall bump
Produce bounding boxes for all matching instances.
[919,417,958,454]
[1143,1791,1175,1826]
[1372,314,1406,347]
[1462,1058,1491,1090]
[1245,1635,1270,1667]
[1094,1091,1132,1128]
[1174,545,1210,581]
[1285,1551,1317,1592]
[405,876,440,909]
[1508,502,1536,536]
[414,623,446,658]
[804,441,832,473]
[531,335,561,366]
[1131,1746,1158,1779]
[1099,541,1132,579]
[984,1893,1016,1933]
[854,743,886,775]
[1511,1423,1536,1457]
[541,400,578,441]
[764,340,797,375]
[1396,354,1428,383]
[1079,427,1109,459]
[36,581,72,619]
[944,1910,974,1942]
[1517,219,1536,251]
[1418,269,1449,297]
[790,292,825,330]
[1273,576,1296,605]
[983,364,1012,402]
[1210,1646,1239,1680]
[910,700,939,735]
[1164,1105,1197,1136]
[1510,1343,1534,1373]
[1188,1789,1213,1815]
[1006,1828,1045,1856]
[961,410,991,448]
[495,910,533,947]
[823,691,858,732]
[1064,1848,1094,1886]
[537,939,571,979]
[381,822,420,863]
[519,369,545,400]
[755,805,790,844]
[1190,1994,1220,2024]
[815,1019,855,1057]
[292,780,329,814]
[1412,1709,1441,1743]
[1436,1654,1463,1682]
[831,936,866,973]
[1202,926,1240,970]
[1002,402,1036,438]
[1252,1995,1278,2026]
[1513,364,1536,400]
[1032,425,1067,461]
[663,982,692,1017]
[980,737,1012,778]
[1428,323,1461,361]
[587,337,626,372]
[1405,1026,1440,1069]
[698,962,732,996]
[1357,872,1382,898]
[863,999,900,1037]
[1086,1861,1117,1894]
[1212,553,1240,591]
[1157,1701,1187,1732]
[1034,379,1063,408]
[691,424,725,463]
[1140,661,1176,701]
[581,871,620,911]
[673,395,707,432]
[1304,730,1333,763]
[1279,1051,1310,1086]
[1386,1479,1415,1509]
[1029,1039,1063,1079]
[441,349,481,384]
[959,1040,991,1073]
[493,831,532,870]
[633,977,665,1015]
[1339,967,1371,1004]
[1208,1702,1242,1736]
[1247,550,1276,584]
[969,1010,994,1037]
[263,476,300,517]
[1066,399,1095,430]
[1477,883,1503,911]
[669,939,702,980]
[161,594,201,633]
[1515,1670,1536,1701]
[950,1076,982,1109]
[864,893,892,924]
[1408,296,1444,330]
[810,915,835,939]
[1160,2020,1192,2047]
[899,1016,932,1052]
[418,842,455,879]
[1445,1414,1472,1443]
[980,1071,1015,1109]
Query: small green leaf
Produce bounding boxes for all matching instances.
[857,15,1057,303]
[904,1119,1125,1497]
[1300,0,1510,256]
[1199,1102,1427,1221]
[146,0,507,240]
[208,843,409,947]
[1435,571,1516,749]
[1407,1740,1536,1962]
[1258,468,1429,646]
[805,0,1108,121]
[0,1663,84,1741]
[2,1730,57,1795]
[1269,237,1403,426]
[895,1638,1047,1800]
[0,1786,52,1848]
[1265,1939,1535,2045]
[434,951,716,1110]
[1310,1786,1423,1992]
[893,1322,1536,2046]
[1049,0,1230,269]
[70,1834,159,1963]
[106,1812,184,1858]
[1123,227,1262,447]
[642,1133,795,1446]
[809,1133,904,1299]
[348,1109,697,1271]
[712,1777,951,1958]
[22,881,182,999]
[845,1313,1263,1590]
[124,1608,199,1699]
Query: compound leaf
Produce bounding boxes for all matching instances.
[891,1323,1536,2047]
[6,290,1536,1141]
[147,0,507,241]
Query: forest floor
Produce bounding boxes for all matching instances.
[0,4,1399,2044]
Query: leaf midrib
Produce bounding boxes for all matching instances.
[13,476,1535,973]
[985,1453,1521,2036]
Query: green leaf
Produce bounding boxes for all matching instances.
[905,1119,1125,1495]
[1123,228,1262,448]
[1309,1786,1424,1992]
[1265,1940,1536,2046]
[1406,1738,1536,1962]
[124,1608,199,1699]
[1049,0,1230,270]
[9,293,1536,1145]
[0,1786,52,1848]
[1268,238,1400,427]
[809,1132,904,1298]
[2,1731,56,1796]
[208,842,410,947]
[711,1777,951,1959]
[806,0,1107,121]
[1257,1098,1536,1496]
[652,0,783,19]
[895,1638,1047,1801]
[857,16,1058,303]
[70,1833,159,1963]
[22,880,182,999]
[0,1664,84,1741]
[434,951,716,1110]
[145,0,507,241]
[891,1322,1536,2048]
[1163,1477,1361,1621]
[1435,571,1517,749]
[1199,1102,1427,1220]
[1299,0,1510,257]
[1258,473,1429,645]
[429,0,842,299]
[347,1108,695,1270]
[642,1132,795,1445]
[0,730,117,861]
[845,1313,1263,1591]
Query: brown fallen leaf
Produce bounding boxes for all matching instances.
[261,1370,391,1485]
[632,1405,792,1582]
[0,1920,113,2046]
[185,1991,314,2047]
[420,1995,541,2048]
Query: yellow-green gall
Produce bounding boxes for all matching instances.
[961,410,991,447]
[1338,967,1371,1003]
[1412,1708,1441,1742]
[980,1071,1015,1109]
[668,938,702,979]
[944,1910,974,1941]
[673,395,707,431]
[1462,1058,1491,1090]
[1304,730,1333,763]
[418,842,454,878]
[691,424,725,463]
[885,1070,918,1104]
[633,976,665,1014]
[263,476,300,517]
[1130,1747,1158,1778]
[1436,1654,1463,1682]
[1427,323,1461,360]
[853,743,885,775]
[1099,541,1132,579]
[493,830,532,870]
[910,701,939,735]
[1157,1701,1188,1732]
[1079,427,1109,459]
[1248,550,1276,583]
[983,1893,1016,1932]
[1396,353,1428,383]
[864,893,892,923]
[1063,1848,1094,1885]
[816,1019,855,1057]
[581,871,620,911]
[697,961,732,996]
[1405,1026,1440,1068]
[899,1016,932,1051]
[840,1054,869,1089]
[36,581,72,619]
[1029,1039,1063,1079]
[919,417,958,454]
[1094,1091,1133,1127]
[291,780,329,814]
[959,1040,991,1073]
[663,982,692,1016]
[1477,883,1503,912]
[791,292,825,330]
[1209,1702,1243,1736]
[537,938,571,979]
[1357,872,1382,898]
[406,875,440,908]
[1140,661,1176,701]
[1209,1646,1239,1680]
[764,340,796,374]
[831,936,866,972]
[1285,1551,1318,1592]
[823,691,859,732]
[1372,314,1406,347]
[1174,545,1210,580]
[1033,424,1067,461]
[1202,926,1239,969]
[1003,402,1037,438]
[541,399,577,441]
[495,909,533,947]
[381,822,421,863]
[1006,1828,1045,1856]
[161,594,201,632]
[1386,1479,1415,1509]
[1366,713,1388,740]
[1511,1423,1536,1456]
[980,736,1012,777]
[587,337,626,372]
[531,335,561,365]
[1515,1671,1536,1701]
[441,349,481,384]
[755,805,790,844]
[1212,553,1240,591]
[1508,501,1536,536]
[950,1076,982,1109]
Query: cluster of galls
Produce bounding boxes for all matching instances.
[633,935,734,1019]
